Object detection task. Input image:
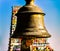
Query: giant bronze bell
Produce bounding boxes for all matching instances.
[11,0,51,38]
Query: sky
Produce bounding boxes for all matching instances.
[0,0,60,51]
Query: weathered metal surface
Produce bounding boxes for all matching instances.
[11,0,51,38]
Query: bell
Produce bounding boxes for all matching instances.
[11,0,51,38]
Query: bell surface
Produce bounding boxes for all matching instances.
[11,0,51,38]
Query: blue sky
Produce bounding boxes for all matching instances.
[0,0,60,51]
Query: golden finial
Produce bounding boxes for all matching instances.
[25,0,34,5]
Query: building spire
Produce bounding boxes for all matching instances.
[25,0,34,5]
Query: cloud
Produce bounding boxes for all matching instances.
[0,32,9,51]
